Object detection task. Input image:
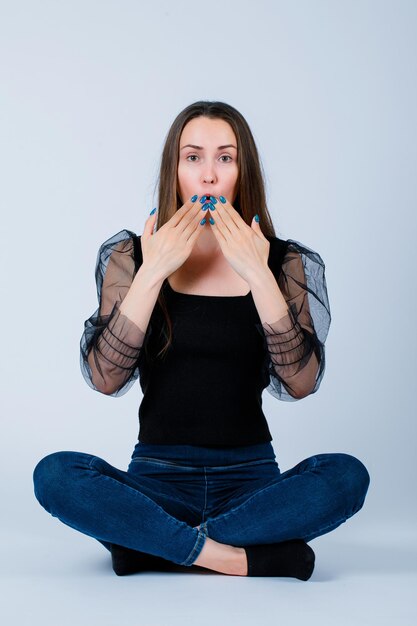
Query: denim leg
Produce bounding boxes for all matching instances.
[199,453,370,546]
[32,451,206,566]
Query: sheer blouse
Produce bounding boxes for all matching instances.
[80,229,331,405]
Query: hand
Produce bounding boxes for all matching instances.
[207,196,270,283]
[140,196,206,279]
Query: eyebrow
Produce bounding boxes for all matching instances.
[180,144,237,151]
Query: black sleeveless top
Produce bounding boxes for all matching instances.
[80,229,331,447]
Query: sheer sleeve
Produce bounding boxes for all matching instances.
[79,229,146,397]
[255,239,331,401]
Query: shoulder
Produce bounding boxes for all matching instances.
[96,228,140,265]
[265,235,288,256]
[98,228,138,251]
[266,235,326,270]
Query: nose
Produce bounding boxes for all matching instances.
[202,166,216,184]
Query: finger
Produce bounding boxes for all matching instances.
[205,208,228,245]
[216,196,245,231]
[170,194,202,229]
[251,214,263,235]
[181,199,210,242]
[171,198,205,238]
[188,214,209,246]
[142,208,158,238]
[207,197,231,241]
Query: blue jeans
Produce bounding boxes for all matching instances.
[32,442,370,567]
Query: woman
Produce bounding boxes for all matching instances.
[33,101,370,580]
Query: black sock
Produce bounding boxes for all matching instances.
[110,543,176,576]
[244,539,315,580]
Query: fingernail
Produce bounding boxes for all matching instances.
[219,196,226,204]
[209,216,215,225]
[254,214,259,222]
[200,217,207,225]
[150,207,157,215]
[191,194,198,202]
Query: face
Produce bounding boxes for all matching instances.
[177,116,239,205]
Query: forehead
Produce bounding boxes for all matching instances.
[180,117,236,143]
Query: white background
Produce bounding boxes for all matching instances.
[1,1,416,624]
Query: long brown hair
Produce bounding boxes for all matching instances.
[149,100,277,359]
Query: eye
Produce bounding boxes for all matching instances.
[185,154,233,162]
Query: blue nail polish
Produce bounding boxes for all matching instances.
[219,196,226,204]
[254,214,259,222]
[191,194,198,202]
[210,196,217,204]
[209,216,215,225]
[200,217,207,225]
[150,207,157,215]
[209,203,216,211]
[199,196,207,204]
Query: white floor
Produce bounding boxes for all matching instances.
[2,521,416,626]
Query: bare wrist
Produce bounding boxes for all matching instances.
[135,263,165,291]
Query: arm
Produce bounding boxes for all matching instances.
[252,240,331,401]
[80,231,164,396]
